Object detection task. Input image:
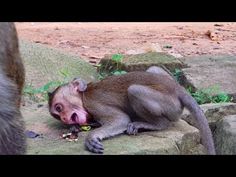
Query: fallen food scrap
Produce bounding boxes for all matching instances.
[61,132,79,142]
[80,125,91,131]
[61,125,92,142]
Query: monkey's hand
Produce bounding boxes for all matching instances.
[85,134,104,154]
[84,106,131,154]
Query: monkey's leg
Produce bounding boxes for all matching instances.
[85,107,131,154]
[127,119,170,135]
[146,66,174,79]
[127,84,182,135]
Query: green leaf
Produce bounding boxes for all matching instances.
[113,71,122,75]
[111,54,123,63]
[120,71,127,74]
[111,70,127,76]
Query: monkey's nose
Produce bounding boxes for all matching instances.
[62,117,67,122]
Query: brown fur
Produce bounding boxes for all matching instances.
[49,68,215,155]
[0,23,26,154]
[82,72,175,119]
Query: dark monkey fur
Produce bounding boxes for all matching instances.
[0,23,26,154]
[49,66,215,155]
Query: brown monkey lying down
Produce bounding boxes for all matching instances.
[48,66,215,154]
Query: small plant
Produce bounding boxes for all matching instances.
[111,54,123,63]
[111,53,126,75]
[23,67,73,102]
[97,53,127,80]
[187,85,233,104]
[172,68,183,83]
[24,81,63,102]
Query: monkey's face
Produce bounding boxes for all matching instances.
[49,84,89,125]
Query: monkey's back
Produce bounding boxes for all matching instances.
[83,71,179,113]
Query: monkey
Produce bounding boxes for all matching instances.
[48,66,215,155]
[0,22,26,154]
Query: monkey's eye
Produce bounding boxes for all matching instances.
[55,104,63,113]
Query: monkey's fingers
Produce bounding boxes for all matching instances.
[126,123,139,135]
[85,137,104,154]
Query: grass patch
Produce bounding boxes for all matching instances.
[187,85,233,104]
[171,69,232,104]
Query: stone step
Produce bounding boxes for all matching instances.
[22,104,205,155]
[214,115,236,154]
[98,52,186,73]
[181,103,236,154]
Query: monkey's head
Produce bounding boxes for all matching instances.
[48,78,89,125]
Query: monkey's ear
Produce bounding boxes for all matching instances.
[72,78,87,92]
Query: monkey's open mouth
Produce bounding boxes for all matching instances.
[71,109,88,125]
[71,113,78,122]
[71,112,87,125]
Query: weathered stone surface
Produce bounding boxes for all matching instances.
[181,103,236,130]
[214,115,236,154]
[99,52,186,73]
[180,55,236,96]
[104,120,204,155]
[181,103,236,154]
[20,40,98,88]
[22,105,205,155]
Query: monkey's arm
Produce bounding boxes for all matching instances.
[85,106,131,154]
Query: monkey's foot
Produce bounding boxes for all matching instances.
[127,121,168,135]
[85,137,104,154]
[126,122,141,135]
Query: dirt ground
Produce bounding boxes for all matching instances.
[15,22,236,64]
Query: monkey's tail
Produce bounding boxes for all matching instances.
[178,89,216,155]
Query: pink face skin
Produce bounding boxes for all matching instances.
[51,101,89,125]
[50,84,89,125]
